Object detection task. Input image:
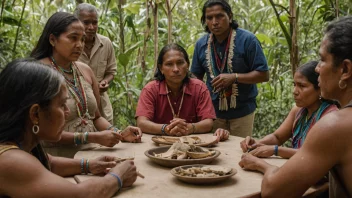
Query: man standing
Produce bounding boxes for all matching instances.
[74,3,116,124]
[191,0,269,137]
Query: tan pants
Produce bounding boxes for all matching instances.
[212,112,255,138]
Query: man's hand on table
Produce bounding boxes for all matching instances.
[166,118,190,136]
[213,128,229,142]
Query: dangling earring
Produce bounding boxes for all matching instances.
[32,123,39,134]
[339,79,347,89]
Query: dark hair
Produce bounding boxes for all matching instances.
[324,16,352,67]
[0,58,64,143]
[154,43,190,82]
[201,0,239,33]
[296,61,319,90]
[30,12,80,59]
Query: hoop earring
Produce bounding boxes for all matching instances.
[339,79,347,89]
[32,125,39,134]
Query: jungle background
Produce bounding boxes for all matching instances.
[0,0,350,140]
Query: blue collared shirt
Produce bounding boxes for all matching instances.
[191,28,269,119]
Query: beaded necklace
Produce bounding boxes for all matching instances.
[206,29,238,111]
[50,57,89,125]
[165,84,185,118]
[50,57,73,74]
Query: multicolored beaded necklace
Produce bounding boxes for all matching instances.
[206,29,238,111]
[50,56,89,125]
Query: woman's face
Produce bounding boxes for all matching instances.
[160,50,189,86]
[293,71,320,108]
[38,84,70,142]
[50,21,85,63]
[316,35,341,100]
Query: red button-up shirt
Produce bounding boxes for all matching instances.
[135,78,216,124]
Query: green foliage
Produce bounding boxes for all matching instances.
[0,0,351,140]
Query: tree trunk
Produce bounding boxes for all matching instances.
[166,0,172,43]
[153,2,158,72]
[12,0,27,58]
[142,0,151,73]
[335,0,339,17]
[289,0,298,75]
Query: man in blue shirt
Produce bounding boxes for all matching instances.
[191,0,269,137]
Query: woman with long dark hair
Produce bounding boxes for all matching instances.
[31,12,142,158]
[0,59,138,197]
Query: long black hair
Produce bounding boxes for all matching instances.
[201,0,239,33]
[0,59,64,143]
[324,16,352,67]
[30,12,80,59]
[154,43,191,82]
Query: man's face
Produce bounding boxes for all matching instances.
[205,5,231,39]
[79,10,98,41]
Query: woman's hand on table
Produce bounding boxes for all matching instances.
[89,156,118,175]
[121,126,142,143]
[110,160,137,187]
[213,128,230,142]
[240,136,261,152]
[167,118,189,136]
[249,145,275,158]
[92,130,122,147]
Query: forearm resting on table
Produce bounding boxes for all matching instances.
[137,118,164,135]
[76,176,119,198]
[49,155,82,177]
[277,147,297,159]
[57,131,104,145]
[188,119,213,134]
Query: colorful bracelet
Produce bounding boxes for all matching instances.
[274,145,278,156]
[108,172,123,192]
[83,132,89,144]
[161,124,168,135]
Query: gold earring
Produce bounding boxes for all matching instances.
[339,79,347,89]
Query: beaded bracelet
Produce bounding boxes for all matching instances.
[83,132,89,144]
[108,172,123,192]
[80,158,85,174]
[161,124,168,135]
[274,145,279,156]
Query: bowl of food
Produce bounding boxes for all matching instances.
[171,164,237,184]
[144,143,220,168]
[151,135,218,147]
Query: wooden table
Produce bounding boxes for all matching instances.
[74,134,326,198]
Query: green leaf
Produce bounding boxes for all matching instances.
[255,33,273,45]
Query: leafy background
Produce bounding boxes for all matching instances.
[0,0,349,142]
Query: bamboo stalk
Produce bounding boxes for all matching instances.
[12,0,27,59]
